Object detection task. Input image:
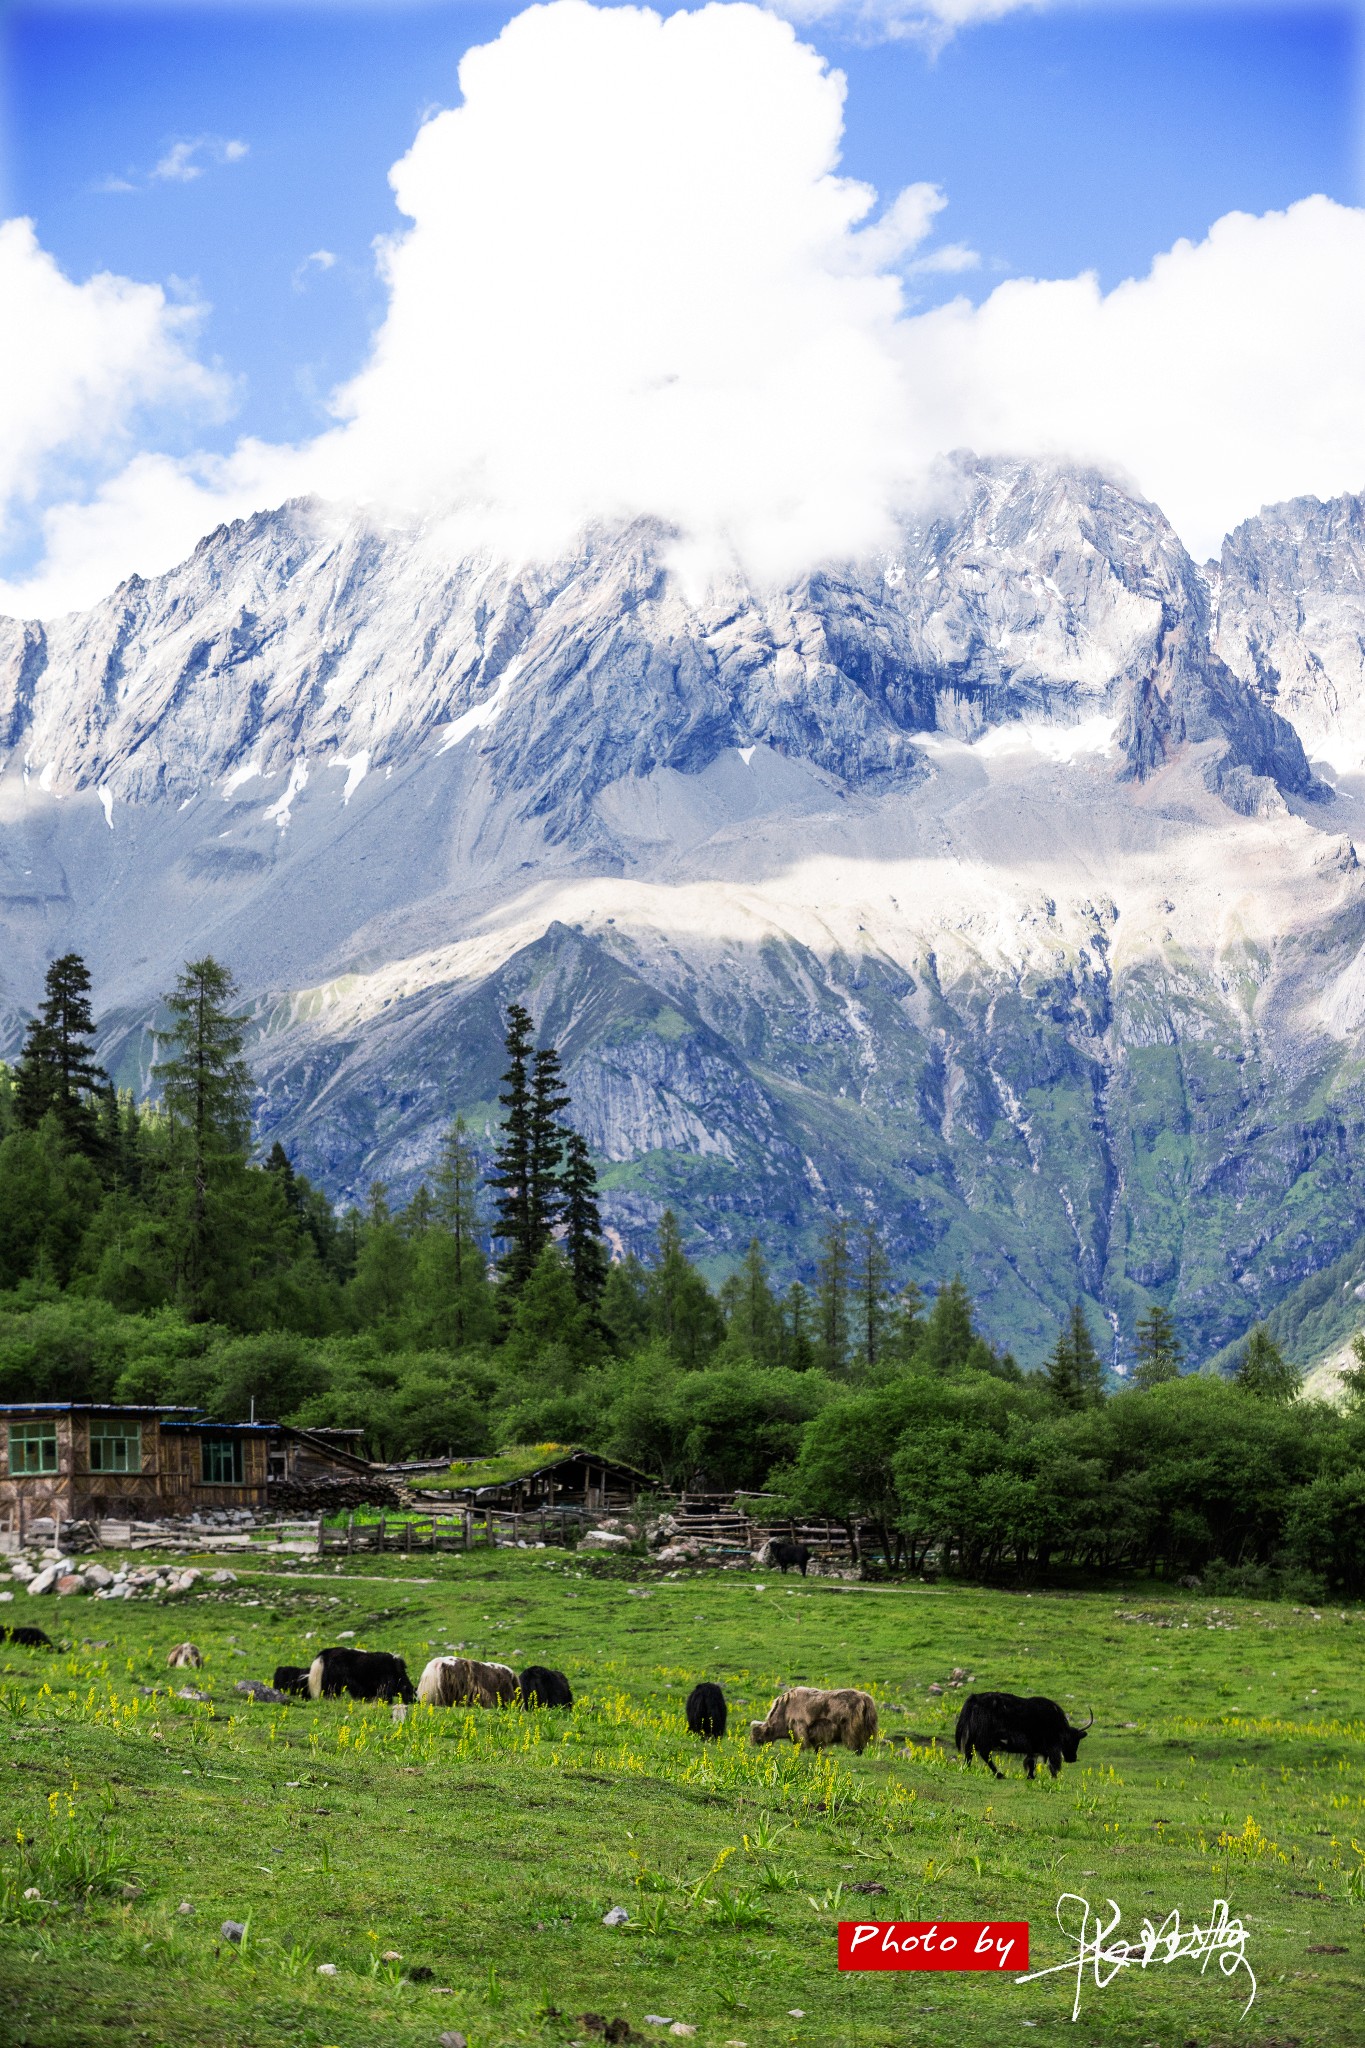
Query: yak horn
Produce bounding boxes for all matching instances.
[1084,1707,1094,1729]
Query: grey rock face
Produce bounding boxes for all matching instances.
[1,456,1363,1368]
[1211,489,1365,776]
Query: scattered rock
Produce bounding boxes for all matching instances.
[0,1590,11,1603]
[643,2019,674,2029]
[438,2033,468,2048]
[927,1683,944,1695]
[787,2011,806,2019]
[221,1921,246,1944]
[380,1948,402,1961]
[850,1881,888,1895]
[582,1530,632,1551]
[601,1905,630,1926]
[26,1566,59,1598]
[177,1901,194,1915]
[668,2028,696,2039]
[55,1575,87,1597]
[176,1686,211,1702]
[23,1886,41,1901]
[234,1680,287,1703]
[209,1569,237,1585]
[316,1962,338,1975]
[167,1642,203,1668]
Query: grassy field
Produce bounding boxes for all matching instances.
[1,1553,1362,2048]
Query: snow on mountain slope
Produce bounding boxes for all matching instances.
[2,454,1365,1365]
[1212,490,1365,776]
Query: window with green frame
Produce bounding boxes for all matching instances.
[8,1422,58,1475]
[89,1419,141,1474]
[200,1436,244,1485]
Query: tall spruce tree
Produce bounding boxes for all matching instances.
[434,1115,484,1293]
[1045,1301,1106,1409]
[815,1216,852,1373]
[13,952,109,1158]
[1133,1304,1183,1389]
[489,1003,537,1286]
[854,1221,892,1374]
[781,1279,815,1371]
[530,1044,571,1236]
[1234,1325,1301,1404]
[561,1129,608,1305]
[153,956,252,1319]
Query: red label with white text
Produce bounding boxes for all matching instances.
[838,1921,1029,1971]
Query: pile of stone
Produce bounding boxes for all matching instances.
[3,1557,239,1600]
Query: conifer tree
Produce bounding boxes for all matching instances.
[1132,1303,1183,1388]
[1234,1324,1301,1404]
[815,1215,852,1373]
[781,1279,815,1371]
[919,1274,975,1375]
[529,1044,571,1235]
[489,1003,537,1286]
[434,1115,484,1293]
[13,952,108,1158]
[561,1129,608,1305]
[1045,1301,1106,1408]
[723,1238,780,1366]
[854,1221,892,1373]
[647,1209,722,1368]
[153,956,252,1317]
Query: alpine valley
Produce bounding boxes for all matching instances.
[4,454,1365,1371]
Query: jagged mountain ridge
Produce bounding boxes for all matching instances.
[2,453,1364,1369]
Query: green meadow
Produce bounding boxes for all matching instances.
[1,1553,1362,2048]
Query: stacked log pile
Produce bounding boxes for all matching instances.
[267,1475,402,1513]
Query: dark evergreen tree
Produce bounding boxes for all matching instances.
[1045,1301,1106,1409]
[153,956,253,1319]
[13,953,108,1159]
[489,1003,538,1287]
[815,1215,852,1373]
[1234,1324,1301,1404]
[529,1044,571,1237]
[886,1279,926,1372]
[854,1221,892,1374]
[781,1279,815,1371]
[918,1274,975,1375]
[434,1115,484,1292]
[401,1183,436,1235]
[1133,1303,1183,1389]
[264,1139,302,1217]
[722,1239,781,1367]
[646,1209,723,1369]
[561,1129,608,1305]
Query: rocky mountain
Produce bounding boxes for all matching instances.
[3,453,1365,1370]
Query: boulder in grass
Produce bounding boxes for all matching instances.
[82,1564,113,1592]
[56,1575,86,1597]
[221,1921,246,1944]
[234,1680,287,1703]
[26,1567,59,1597]
[581,1530,631,1552]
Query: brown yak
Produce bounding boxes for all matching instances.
[749,1685,878,1755]
[416,1655,520,1707]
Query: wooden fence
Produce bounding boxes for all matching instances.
[317,1506,585,1556]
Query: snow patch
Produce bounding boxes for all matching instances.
[738,746,755,767]
[99,787,114,830]
[222,759,263,799]
[264,759,308,828]
[917,713,1119,764]
[437,667,518,754]
[332,750,371,805]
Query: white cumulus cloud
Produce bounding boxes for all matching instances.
[2,0,1364,616]
[0,217,228,548]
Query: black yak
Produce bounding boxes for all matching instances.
[307,1647,415,1704]
[764,1540,812,1577]
[272,1664,312,1698]
[685,1681,728,1739]
[520,1665,573,1708]
[1,1624,53,1649]
[955,1691,1092,1779]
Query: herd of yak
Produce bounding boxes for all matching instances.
[1,1621,1094,1779]
[271,1642,1093,1781]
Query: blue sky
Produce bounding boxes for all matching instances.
[4,0,1357,456]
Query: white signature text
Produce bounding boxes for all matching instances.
[1016,1893,1257,2019]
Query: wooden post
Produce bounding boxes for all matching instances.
[405,1517,412,1557]
[464,1508,472,1551]
[378,1513,387,1554]
[316,1513,324,1554]
[347,1512,355,1556]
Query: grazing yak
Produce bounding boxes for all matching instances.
[417,1656,520,1708]
[166,1642,203,1668]
[761,1539,812,1577]
[750,1686,878,1755]
[271,1664,312,1698]
[685,1681,727,1740]
[308,1646,416,1704]
[520,1665,573,1708]
[1,1624,53,1649]
[955,1691,1093,1780]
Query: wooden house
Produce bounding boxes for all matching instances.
[0,1403,382,1539]
[457,1447,651,1516]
